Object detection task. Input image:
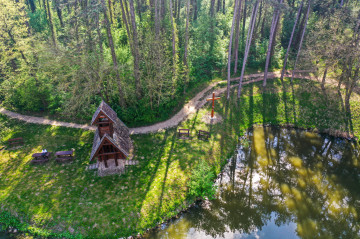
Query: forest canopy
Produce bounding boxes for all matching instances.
[0,0,359,126]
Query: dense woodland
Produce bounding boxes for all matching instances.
[0,0,359,126]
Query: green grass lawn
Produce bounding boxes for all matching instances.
[1,78,360,238]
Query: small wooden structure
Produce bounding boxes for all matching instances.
[55,150,74,163]
[178,129,190,138]
[198,130,210,140]
[31,152,51,164]
[89,101,134,176]
[7,137,24,146]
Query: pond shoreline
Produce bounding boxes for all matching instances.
[140,123,358,238]
[0,109,358,238]
[1,123,357,239]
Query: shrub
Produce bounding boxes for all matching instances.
[187,160,217,200]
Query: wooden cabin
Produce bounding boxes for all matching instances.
[89,101,133,174]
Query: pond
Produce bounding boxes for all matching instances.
[145,126,360,239]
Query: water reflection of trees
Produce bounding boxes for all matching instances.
[188,126,360,239]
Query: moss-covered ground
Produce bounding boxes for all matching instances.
[1,78,360,238]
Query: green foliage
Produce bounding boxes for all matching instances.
[187,160,217,200]
[4,77,50,112]
[28,10,48,33]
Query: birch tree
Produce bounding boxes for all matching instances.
[183,0,190,92]
[237,0,259,99]
[280,0,304,83]
[227,0,240,99]
[263,0,283,87]
[233,0,242,74]
[291,0,311,83]
[169,0,177,74]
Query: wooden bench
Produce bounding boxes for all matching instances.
[198,130,210,140]
[55,150,74,163]
[7,137,24,146]
[178,129,190,138]
[31,152,51,164]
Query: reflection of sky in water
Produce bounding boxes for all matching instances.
[175,212,297,239]
[146,126,360,239]
[151,212,298,239]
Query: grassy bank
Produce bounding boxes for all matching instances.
[1,78,360,238]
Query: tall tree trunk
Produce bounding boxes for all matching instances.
[241,0,247,50]
[125,0,132,32]
[136,0,142,21]
[101,0,125,107]
[169,0,177,74]
[280,0,303,82]
[184,0,190,67]
[210,0,216,16]
[233,0,242,74]
[253,0,263,40]
[217,0,222,12]
[223,0,225,14]
[174,0,178,17]
[260,6,267,38]
[43,0,47,19]
[160,0,165,21]
[46,0,57,47]
[269,13,280,65]
[28,0,36,12]
[129,0,142,98]
[263,0,283,87]
[55,0,64,28]
[155,0,160,34]
[177,0,181,18]
[237,0,259,98]
[183,0,190,93]
[108,0,113,24]
[294,9,305,50]
[95,6,103,55]
[193,0,198,20]
[291,0,311,82]
[227,0,240,99]
[120,0,133,48]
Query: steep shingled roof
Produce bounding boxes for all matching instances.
[90,128,101,161]
[90,101,132,162]
[91,101,127,128]
[89,131,129,162]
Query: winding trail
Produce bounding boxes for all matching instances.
[0,71,314,134]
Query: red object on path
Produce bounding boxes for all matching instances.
[206,92,221,118]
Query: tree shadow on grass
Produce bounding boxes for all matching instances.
[157,131,177,217]
[0,117,95,236]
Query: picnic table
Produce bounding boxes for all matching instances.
[31,152,50,164]
[178,129,190,138]
[55,150,74,162]
[198,130,210,140]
